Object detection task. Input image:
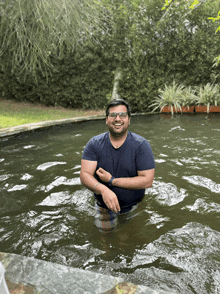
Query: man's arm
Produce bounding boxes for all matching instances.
[80,159,121,213]
[96,167,155,190]
[113,169,155,189]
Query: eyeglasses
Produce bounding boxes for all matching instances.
[108,112,128,119]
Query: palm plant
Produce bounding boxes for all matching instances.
[150,81,185,114]
[195,83,220,113]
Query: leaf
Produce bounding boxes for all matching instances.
[189,0,199,10]
[161,0,172,11]
[208,17,217,22]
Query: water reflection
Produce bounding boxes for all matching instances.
[0,114,220,293]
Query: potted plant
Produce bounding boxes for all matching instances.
[195,83,220,113]
[150,81,184,114]
[180,86,197,113]
[210,84,220,112]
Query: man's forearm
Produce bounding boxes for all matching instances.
[112,177,150,190]
[112,171,155,190]
[80,171,107,194]
[80,170,121,213]
[96,167,155,190]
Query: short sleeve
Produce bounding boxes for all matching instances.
[136,140,155,171]
[82,138,98,161]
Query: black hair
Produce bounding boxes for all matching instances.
[106,98,131,117]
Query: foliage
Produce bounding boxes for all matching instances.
[1,0,220,112]
[113,0,220,111]
[195,83,220,109]
[149,81,185,114]
[150,82,220,114]
[162,0,220,65]
[181,86,197,106]
[208,10,220,66]
[0,0,103,76]
[0,43,115,109]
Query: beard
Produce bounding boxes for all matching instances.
[108,123,128,138]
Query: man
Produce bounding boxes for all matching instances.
[80,98,155,232]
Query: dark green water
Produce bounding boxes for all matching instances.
[1,114,220,293]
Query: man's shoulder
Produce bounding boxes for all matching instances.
[89,132,108,144]
[128,131,147,143]
[127,131,152,151]
[82,132,109,159]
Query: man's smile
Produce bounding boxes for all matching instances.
[113,123,123,128]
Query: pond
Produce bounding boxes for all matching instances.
[0,113,220,293]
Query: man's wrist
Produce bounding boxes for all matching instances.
[108,176,115,187]
[94,182,108,194]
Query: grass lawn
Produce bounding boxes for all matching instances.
[0,99,105,129]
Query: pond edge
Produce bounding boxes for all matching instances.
[0,251,175,294]
[0,113,157,138]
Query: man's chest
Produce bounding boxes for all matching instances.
[97,145,137,177]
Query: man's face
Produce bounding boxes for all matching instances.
[106,105,130,137]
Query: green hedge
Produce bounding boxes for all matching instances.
[1,1,220,112]
[0,46,115,110]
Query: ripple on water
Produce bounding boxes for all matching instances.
[35,176,81,192]
[155,159,166,163]
[7,184,28,192]
[36,161,66,171]
[124,222,220,293]
[21,173,33,180]
[23,145,35,149]
[37,191,72,206]
[146,181,188,206]
[169,126,185,132]
[145,210,170,229]
[183,175,220,193]
[37,189,94,214]
[183,198,220,214]
[24,210,65,229]
[0,174,10,181]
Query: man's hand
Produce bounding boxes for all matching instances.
[101,188,120,213]
[80,161,120,213]
[96,167,112,183]
[95,168,120,213]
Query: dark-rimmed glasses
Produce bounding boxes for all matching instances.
[108,112,128,119]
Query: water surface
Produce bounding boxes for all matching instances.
[0,114,220,293]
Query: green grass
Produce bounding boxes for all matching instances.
[0,99,105,129]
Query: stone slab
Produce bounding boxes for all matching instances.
[0,252,176,294]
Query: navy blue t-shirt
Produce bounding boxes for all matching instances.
[82,131,155,212]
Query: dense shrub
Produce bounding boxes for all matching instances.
[0,0,220,112]
[0,45,115,110]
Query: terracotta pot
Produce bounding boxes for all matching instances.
[177,106,195,113]
[195,106,208,113]
[195,105,220,113]
[160,106,173,113]
[160,106,194,113]
[209,106,220,113]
